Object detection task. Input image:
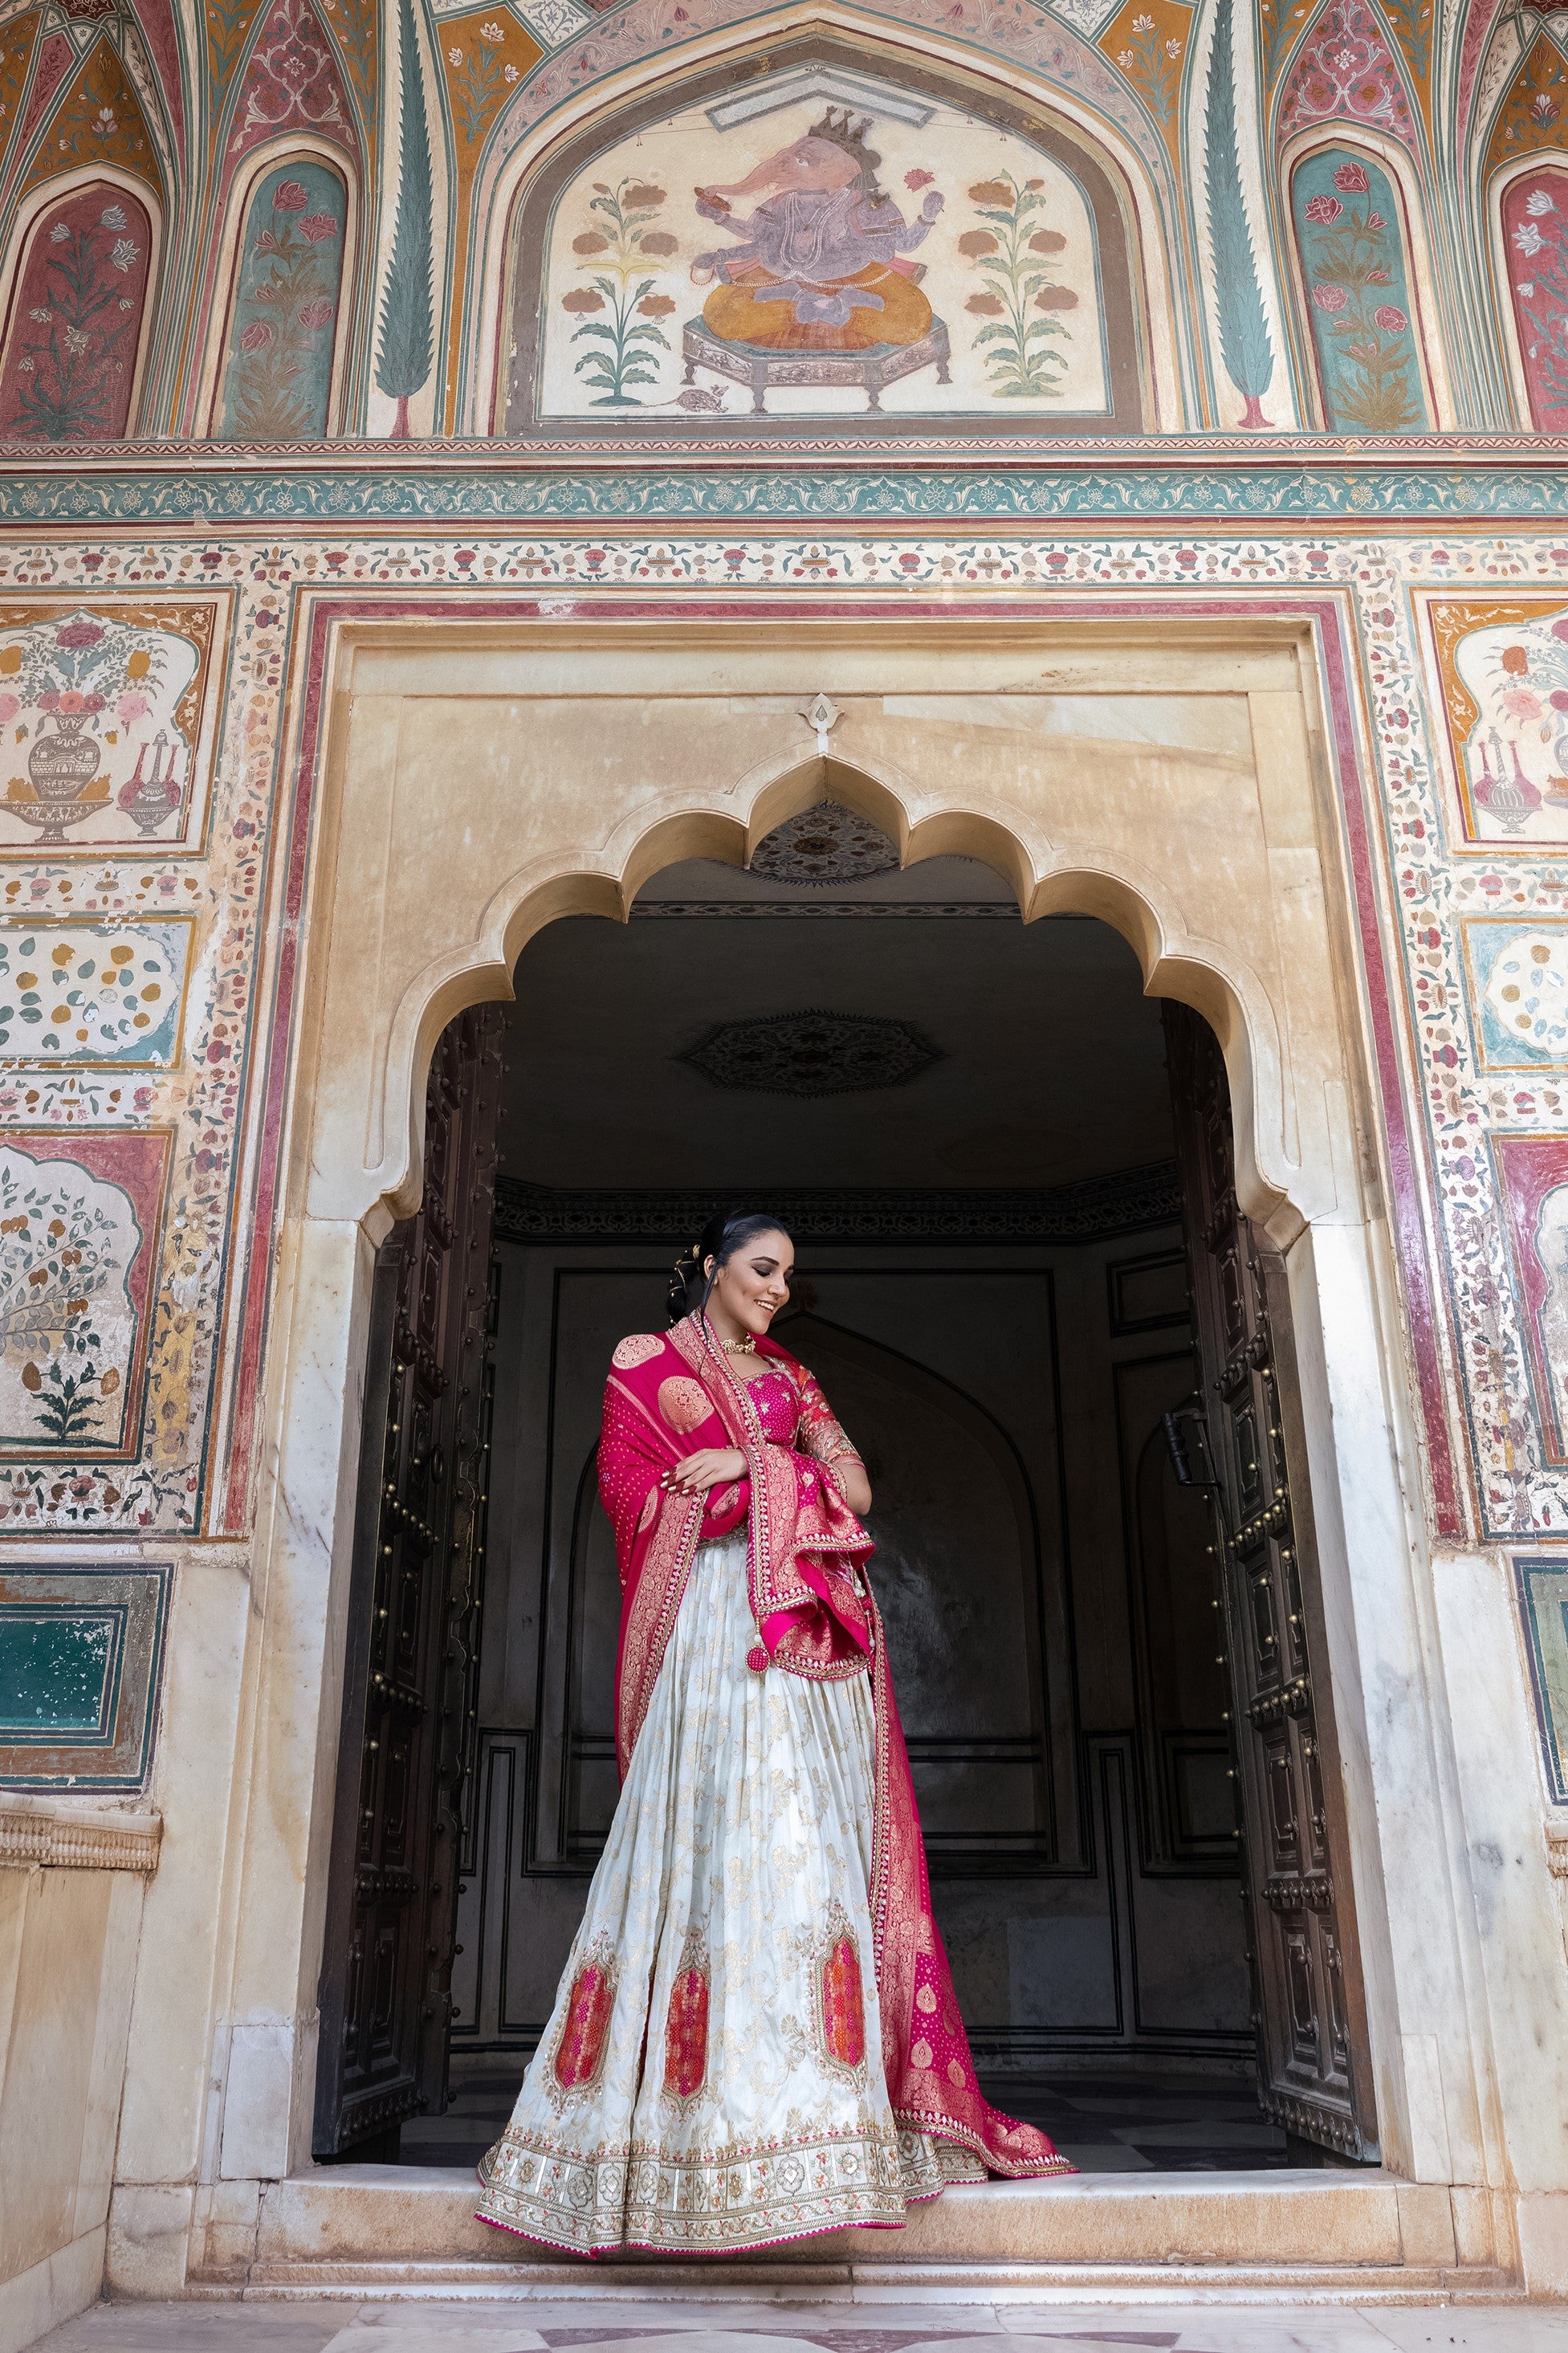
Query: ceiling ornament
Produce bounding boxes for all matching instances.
[749,800,900,885]
[678,1009,943,1097]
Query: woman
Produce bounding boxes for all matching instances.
[476,1211,1071,2257]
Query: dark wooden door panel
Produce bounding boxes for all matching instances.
[1164,1003,1377,2159]
[313,1005,504,2159]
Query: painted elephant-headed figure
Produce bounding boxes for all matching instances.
[692,108,943,350]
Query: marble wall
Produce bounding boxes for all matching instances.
[1,454,1568,2298]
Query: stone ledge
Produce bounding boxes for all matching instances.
[0,1792,162,1873]
[255,2167,1411,2271]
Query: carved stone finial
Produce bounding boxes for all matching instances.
[804,693,841,757]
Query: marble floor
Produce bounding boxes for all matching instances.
[30,2298,1568,2353]
[401,2071,1291,2176]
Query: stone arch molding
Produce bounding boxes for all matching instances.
[299,619,1366,1258]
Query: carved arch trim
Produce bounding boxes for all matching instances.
[465,14,1180,437]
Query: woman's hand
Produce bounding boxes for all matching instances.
[662,1446,747,1497]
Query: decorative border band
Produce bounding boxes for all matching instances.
[0,1798,162,1872]
[494,1166,1183,1243]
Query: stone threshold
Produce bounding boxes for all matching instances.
[185,2167,1522,2306]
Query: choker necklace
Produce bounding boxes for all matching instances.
[721,1333,758,1355]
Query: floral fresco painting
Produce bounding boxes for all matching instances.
[0,1129,169,1459]
[1289,149,1433,432]
[526,77,1110,422]
[1420,596,1568,847]
[0,597,229,851]
[1493,1135,1568,1467]
[1503,165,1568,433]
[217,159,346,440]
[0,183,152,441]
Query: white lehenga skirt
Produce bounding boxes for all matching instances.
[475,1530,979,2255]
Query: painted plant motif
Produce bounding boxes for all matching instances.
[0,186,150,440]
[0,1145,141,1451]
[218,161,344,439]
[1291,151,1431,430]
[1455,610,1568,833]
[0,603,206,849]
[1505,169,1568,431]
[959,173,1075,398]
[563,174,678,406]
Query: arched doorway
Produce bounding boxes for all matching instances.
[311,809,1376,2175]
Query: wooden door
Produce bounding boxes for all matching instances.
[313,1005,504,2159]
[1163,1005,1377,2159]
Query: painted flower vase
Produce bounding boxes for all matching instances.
[28,712,99,801]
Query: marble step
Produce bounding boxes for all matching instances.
[199,2166,1521,2304]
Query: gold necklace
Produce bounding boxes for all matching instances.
[721,1333,757,1356]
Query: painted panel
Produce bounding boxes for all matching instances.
[522,75,1111,425]
[217,158,347,440]
[0,1129,170,1462]
[0,185,151,442]
[1514,1556,1568,1804]
[1493,1134,1568,1467]
[0,917,193,1066]
[1503,165,1568,433]
[1289,149,1433,432]
[0,596,230,854]
[1421,596,1568,848]
[1462,919,1568,1070]
[0,1564,169,1788]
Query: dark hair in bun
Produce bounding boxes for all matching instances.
[667,1209,792,1326]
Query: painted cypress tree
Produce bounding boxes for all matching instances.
[1203,0,1274,428]
[376,0,434,438]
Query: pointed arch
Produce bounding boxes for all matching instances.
[197,136,356,436]
[1275,0,1419,153]
[0,167,161,436]
[18,32,162,203]
[1489,149,1568,431]
[1281,128,1444,427]
[221,0,356,169]
[462,12,1186,436]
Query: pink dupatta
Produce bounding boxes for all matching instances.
[598,1311,1072,2181]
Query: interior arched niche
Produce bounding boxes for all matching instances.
[491,28,1157,439]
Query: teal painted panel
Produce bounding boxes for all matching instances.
[217,161,346,442]
[1515,1556,1568,1803]
[0,1604,122,1736]
[1291,149,1434,434]
[0,1566,167,1788]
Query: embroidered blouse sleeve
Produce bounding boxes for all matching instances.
[792,1361,865,1471]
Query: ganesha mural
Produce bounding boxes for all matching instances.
[510,58,1135,432]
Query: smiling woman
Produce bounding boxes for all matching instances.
[474,1203,1072,2256]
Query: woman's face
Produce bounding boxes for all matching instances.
[708,1229,793,1334]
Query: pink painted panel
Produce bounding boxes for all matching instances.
[1502,165,1568,430]
[0,183,151,439]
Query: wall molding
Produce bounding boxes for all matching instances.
[495,1165,1183,1244]
[0,439,1566,523]
[0,1792,162,1873]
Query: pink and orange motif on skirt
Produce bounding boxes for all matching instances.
[821,1931,866,2070]
[553,1960,615,2090]
[662,1959,710,2099]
